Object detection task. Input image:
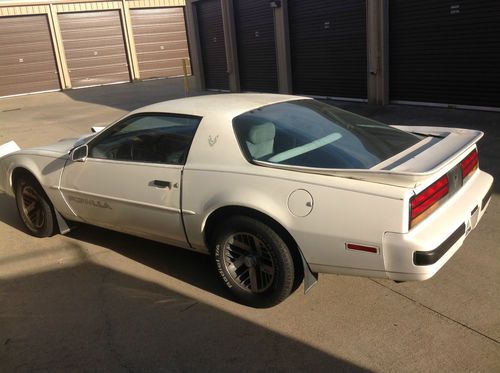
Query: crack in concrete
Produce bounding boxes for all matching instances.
[98,269,135,373]
[369,279,500,345]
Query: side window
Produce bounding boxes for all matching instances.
[89,114,201,165]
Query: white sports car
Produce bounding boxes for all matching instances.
[0,94,493,307]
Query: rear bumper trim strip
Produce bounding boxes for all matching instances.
[413,223,465,266]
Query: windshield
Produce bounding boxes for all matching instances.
[232,99,421,169]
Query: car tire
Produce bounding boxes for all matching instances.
[212,216,295,308]
[15,175,56,238]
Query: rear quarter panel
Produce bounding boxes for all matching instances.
[182,164,409,274]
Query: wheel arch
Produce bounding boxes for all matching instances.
[11,166,71,235]
[203,205,308,289]
[11,167,43,194]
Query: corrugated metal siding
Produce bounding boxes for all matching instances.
[0,15,60,97]
[130,7,190,79]
[233,0,278,93]
[0,1,184,12]
[196,0,229,91]
[389,0,500,108]
[128,0,185,7]
[58,10,130,87]
[0,5,49,16]
[288,0,367,99]
[54,1,121,13]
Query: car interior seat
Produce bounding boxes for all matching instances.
[245,121,276,160]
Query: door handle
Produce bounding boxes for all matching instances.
[151,180,171,189]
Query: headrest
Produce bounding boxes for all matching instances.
[247,122,276,144]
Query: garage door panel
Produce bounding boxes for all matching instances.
[131,7,183,22]
[67,55,128,70]
[1,70,58,86]
[0,51,57,66]
[1,60,59,77]
[1,42,58,56]
[389,0,500,107]
[63,45,126,60]
[138,67,184,77]
[67,69,130,86]
[233,0,278,92]
[62,36,127,52]
[0,16,49,28]
[58,12,122,28]
[196,0,228,90]
[59,10,130,88]
[0,15,60,97]
[138,58,188,70]
[59,26,124,41]
[133,32,188,46]
[135,41,188,54]
[130,7,190,80]
[0,31,55,45]
[0,79,61,97]
[133,22,186,35]
[137,50,189,63]
[289,0,367,99]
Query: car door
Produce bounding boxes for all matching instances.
[60,113,201,248]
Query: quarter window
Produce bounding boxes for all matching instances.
[89,114,201,165]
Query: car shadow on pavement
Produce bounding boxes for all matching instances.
[0,192,24,232]
[0,192,228,300]
[0,242,371,372]
[68,222,230,300]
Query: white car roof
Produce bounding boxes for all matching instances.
[132,93,310,119]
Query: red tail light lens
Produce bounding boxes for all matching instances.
[410,175,449,228]
[460,149,478,179]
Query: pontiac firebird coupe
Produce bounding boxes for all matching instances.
[0,94,493,307]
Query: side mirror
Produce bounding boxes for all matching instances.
[71,144,88,162]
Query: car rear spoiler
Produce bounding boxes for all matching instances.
[255,127,483,188]
[0,141,21,158]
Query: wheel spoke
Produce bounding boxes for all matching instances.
[248,267,258,291]
[25,201,37,213]
[227,255,246,273]
[228,237,252,254]
[259,264,274,276]
[23,190,38,200]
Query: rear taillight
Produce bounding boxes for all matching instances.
[460,149,478,180]
[410,175,449,228]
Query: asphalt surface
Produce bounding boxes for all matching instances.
[1,79,499,372]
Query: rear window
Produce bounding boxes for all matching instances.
[232,99,421,169]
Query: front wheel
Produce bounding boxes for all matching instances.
[15,176,56,237]
[212,216,295,308]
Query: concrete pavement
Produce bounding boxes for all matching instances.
[1,79,499,372]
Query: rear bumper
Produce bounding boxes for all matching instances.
[383,170,493,281]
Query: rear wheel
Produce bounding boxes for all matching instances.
[212,216,295,308]
[15,175,56,237]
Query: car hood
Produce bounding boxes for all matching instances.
[27,134,93,155]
